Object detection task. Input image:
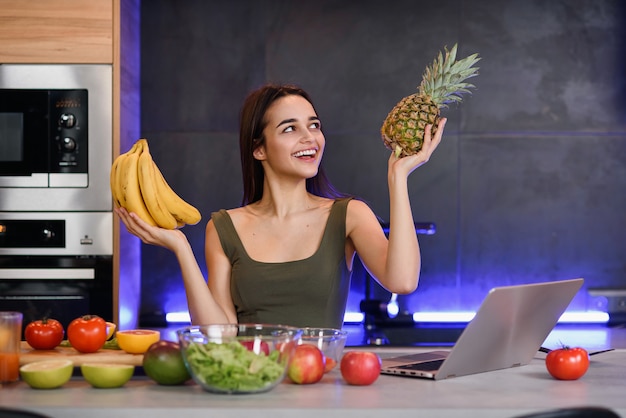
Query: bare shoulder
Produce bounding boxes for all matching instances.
[205,207,238,236]
[206,206,247,227]
[204,216,225,261]
[224,206,247,218]
[346,198,377,218]
[204,216,219,241]
[346,198,372,216]
[346,199,380,233]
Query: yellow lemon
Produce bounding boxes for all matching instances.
[80,363,134,388]
[20,360,73,389]
[116,329,160,354]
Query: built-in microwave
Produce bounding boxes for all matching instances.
[0,64,112,212]
[0,88,89,186]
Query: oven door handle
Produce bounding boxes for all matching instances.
[0,268,95,280]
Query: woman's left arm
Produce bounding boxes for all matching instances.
[348,119,446,294]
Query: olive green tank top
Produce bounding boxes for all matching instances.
[211,197,352,329]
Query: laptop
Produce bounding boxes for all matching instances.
[380,278,584,380]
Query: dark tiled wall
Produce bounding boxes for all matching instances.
[138,0,626,319]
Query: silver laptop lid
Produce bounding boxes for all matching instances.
[434,278,584,380]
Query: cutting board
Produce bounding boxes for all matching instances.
[19,341,143,366]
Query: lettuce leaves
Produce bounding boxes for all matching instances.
[185,341,285,393]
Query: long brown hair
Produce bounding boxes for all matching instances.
[239,84,345,205]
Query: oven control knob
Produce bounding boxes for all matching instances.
[59,113,76,128]
[60,137,77,152]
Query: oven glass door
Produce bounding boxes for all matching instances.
[0,89,49,177]
[0,255,113,333]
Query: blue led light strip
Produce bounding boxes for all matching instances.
[164,310,609,325]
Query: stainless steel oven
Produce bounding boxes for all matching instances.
[0,65,114,330]
[0,212,113,331]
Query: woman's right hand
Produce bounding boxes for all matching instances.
[387,118,446,180]
[115,207,188,253]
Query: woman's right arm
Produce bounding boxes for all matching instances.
[115,207,235,324]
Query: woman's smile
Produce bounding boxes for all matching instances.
[292,148,318,160]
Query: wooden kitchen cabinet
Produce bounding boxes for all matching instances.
[0,0,113,64]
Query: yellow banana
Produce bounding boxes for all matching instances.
[137,141,178,229]
[153,162,201,226]
[119,140,157,226]
[110,138,201,228]
[110,153,124,207]
[110,141,140,208]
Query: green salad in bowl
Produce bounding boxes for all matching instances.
[177,324,301,394]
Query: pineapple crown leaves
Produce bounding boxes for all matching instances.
[418,43,481,109]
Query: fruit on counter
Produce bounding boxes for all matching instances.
[20,359,73,389]
[142,340,191,385]
[24,317,65,350]
[324,358,337,373]
[67,315,110,354]
[340,351,381,386]
[287,344,325,384]
[381,44,480,157]
[105,321,117,339]
[110,138,201,229]
[240,339,270,355]
[116,329,160,354]
[80,363,135,389]
[545,346,590,380]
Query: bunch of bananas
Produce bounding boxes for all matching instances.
[110,139,201,229]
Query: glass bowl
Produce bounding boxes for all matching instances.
[177,323,301,394]
[297,327,348,372]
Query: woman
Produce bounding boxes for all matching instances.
[116,84,445,329]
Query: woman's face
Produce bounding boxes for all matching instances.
[254,94,325,180]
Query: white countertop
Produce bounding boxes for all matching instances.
[1,347,625,418]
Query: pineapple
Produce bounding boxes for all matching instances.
[381,44,480,157]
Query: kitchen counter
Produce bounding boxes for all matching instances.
[1,347,625,418]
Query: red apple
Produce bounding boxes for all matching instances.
[340,351,381,385]
[287,344,325,384]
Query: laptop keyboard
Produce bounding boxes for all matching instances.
[395,359,445,371]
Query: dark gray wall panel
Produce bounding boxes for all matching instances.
[458,134,626,311]
[138,0,626,320]
[462,1,626,132]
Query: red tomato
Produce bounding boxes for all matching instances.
[67,315,108,353]
[340,351,381,385]
[287,344,325,384]
[545,346,590,380]
[24,318,65,350]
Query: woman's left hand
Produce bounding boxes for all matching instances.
[388,117,446,177]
